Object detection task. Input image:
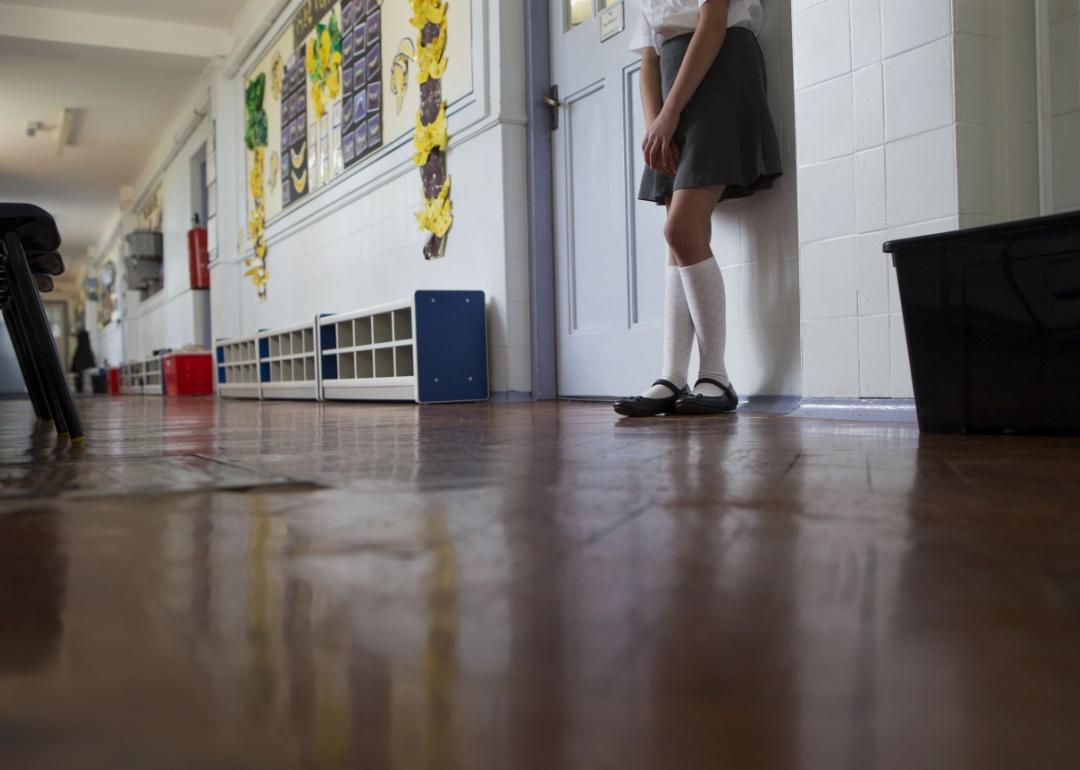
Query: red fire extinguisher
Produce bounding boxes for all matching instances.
[187,214,210,289]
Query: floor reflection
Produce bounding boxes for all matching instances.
[0,507,66,675]
[0,398,1078,769]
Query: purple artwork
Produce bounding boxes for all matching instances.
[367,82,381,112]
[343,133,355,163]
[353,93,367,124]
[366,10,380,48]
[367,46,380,78]
[343,32,353,60]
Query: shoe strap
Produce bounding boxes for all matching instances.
[652,378,682,397]
[694,377,735,399]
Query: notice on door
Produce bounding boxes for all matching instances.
[600,2,625,43]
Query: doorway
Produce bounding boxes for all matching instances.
[43,300,69,366]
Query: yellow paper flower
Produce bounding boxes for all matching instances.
[415,177,453,238]
[413,102,448,165]
[319,28,331,70]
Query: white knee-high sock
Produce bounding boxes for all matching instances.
[679,257,730,395]
[640,266,694,398]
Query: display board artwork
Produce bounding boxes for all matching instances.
[411,0,452,259]
[341,0,384,168]
[245,73,270,299]
[243,0,472,292]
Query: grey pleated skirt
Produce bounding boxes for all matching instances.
[639,28,783,205]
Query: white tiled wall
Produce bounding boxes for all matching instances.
[793,0,960,397]
[955,0,1041,226]
[709,0,802,396]
[1048,0,1080,212]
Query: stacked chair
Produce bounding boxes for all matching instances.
[0,203,85,443]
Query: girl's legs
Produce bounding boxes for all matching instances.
[639,198,695,399]
[666,186,730,396]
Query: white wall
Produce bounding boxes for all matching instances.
[121,121,212,361]
[209,0,532,394]
[714,0,802,396]
[1048,0,1080,211]
[792,0,965,398]
[955,0,1040,227]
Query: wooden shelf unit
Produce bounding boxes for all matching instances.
[319,300,415,401]
[143,356,163,395]
[257,322,319,400]
[215,335,260,399]
[319,291,488,403]
[119,361,145,395]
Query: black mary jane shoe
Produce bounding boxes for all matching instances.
[675,378,739,415]
[613,379,689,418]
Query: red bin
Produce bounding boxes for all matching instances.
[107,367,120,396]
[163,352,214,396]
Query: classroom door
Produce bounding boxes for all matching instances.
[549,0,669,397]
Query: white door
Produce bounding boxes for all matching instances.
[550,0,669,397]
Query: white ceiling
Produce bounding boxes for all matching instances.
[0,0,249,272]
[2,0,248,29]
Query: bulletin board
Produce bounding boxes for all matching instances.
[244,0,473,226]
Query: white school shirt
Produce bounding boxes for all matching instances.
[627,0,764,53]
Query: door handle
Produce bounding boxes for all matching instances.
[544,85,561,130]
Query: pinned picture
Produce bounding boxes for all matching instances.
[343,64,353,94]
[353,92,367,124]
[342,1,354,30]
[355,126,368,156]
[366,0,379,15]
[367,116,380,147]
[367,46,380,78]
[390,38,415,115]
[355,21,366,51]
[367,11,380,48]
[344,133,355,163]
[367,82,381,113]
[344,31,353,60]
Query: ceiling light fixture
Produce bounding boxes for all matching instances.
[25,108,77,155]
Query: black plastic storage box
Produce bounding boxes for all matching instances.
[884,211,1080,434]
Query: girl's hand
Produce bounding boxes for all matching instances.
[643,107,680,177]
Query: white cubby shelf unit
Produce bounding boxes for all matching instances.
[143,356,163,395]
[215,334,260,399]
[119,360,144,395]
[320,290,489,403]
[258,321,319,400]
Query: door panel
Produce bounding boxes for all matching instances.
[567,84,620,333]
[551,1,661,396]
[626,65,668,329]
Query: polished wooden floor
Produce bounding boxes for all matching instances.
[1,396,1078,770]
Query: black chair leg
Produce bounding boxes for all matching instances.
[3,233,84,443]
[2,303,52,421]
